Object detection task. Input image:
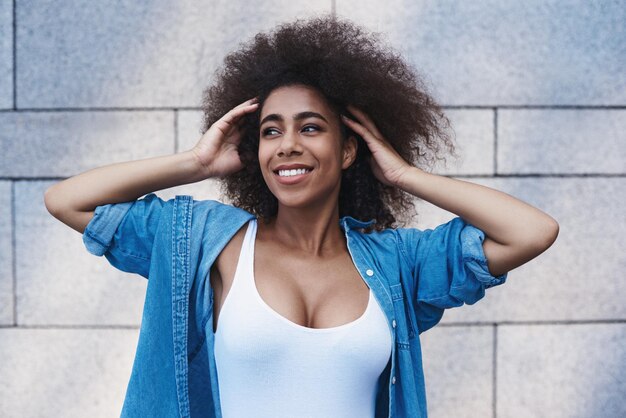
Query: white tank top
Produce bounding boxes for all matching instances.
[214,219,392,418]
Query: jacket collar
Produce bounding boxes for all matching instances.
[340,216,376,231]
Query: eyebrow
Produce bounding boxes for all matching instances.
[260,111,328,126]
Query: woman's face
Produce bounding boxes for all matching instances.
[258,84,356,210]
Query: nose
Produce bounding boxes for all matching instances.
[277,129,303,157]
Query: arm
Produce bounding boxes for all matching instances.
[341,106,559,277]
[395,169,558,277]
[44,151,207,233]
[45,97,259,233]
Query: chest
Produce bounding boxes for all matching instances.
[210,230,371,332]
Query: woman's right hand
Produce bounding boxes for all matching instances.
[191,97,259,178]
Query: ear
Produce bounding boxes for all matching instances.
[341,135,358,169]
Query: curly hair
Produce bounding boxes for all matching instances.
[201,14,457,230]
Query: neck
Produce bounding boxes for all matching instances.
[264,196,345,257]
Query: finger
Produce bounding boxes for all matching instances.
[236,97,259,107]
[340,114,380,146]
[231,99,259,116]
[346,105,383,139]
[221,102,259,126]
[346,105,384,140]
[213,97,259,137]
[223,98,259,121]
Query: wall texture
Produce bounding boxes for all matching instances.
[0,1,624,417]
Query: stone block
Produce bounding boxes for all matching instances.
[0,111,174,177]
[0,328,138,418]
[336,0,625,105]
[0,1,12,109]
[0,181,13,324]
[497,324,626,417]
[498,109,626,174]
[166,109,224,201]
[15,181,147,326]
[177,109,205,153]
[17,0,331,108]
[432,109,495,175]
[157,177,225,202]
[420,325,494,417]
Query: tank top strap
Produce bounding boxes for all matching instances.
[230,218,258,296]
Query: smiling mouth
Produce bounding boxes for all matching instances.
[276,168,312,177]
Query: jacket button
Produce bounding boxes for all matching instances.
[391,376,396,384]
[392,319,397,328]
[365,269,374,276]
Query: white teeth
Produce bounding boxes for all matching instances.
[277,168,310,177]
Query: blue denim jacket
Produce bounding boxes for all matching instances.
[82,193,507,418]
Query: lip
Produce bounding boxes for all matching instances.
[273,163,314,172]
[272,164,314,185]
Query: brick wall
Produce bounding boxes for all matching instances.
[0,1,624,417]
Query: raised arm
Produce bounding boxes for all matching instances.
[394,169,558,277]
[44,151,206,233]
[44,97,259,233]
[341,105,559,277]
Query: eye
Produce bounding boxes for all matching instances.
[302,125,319,133]
[262,127,279,136]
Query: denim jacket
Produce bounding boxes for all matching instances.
[82,193,507,418]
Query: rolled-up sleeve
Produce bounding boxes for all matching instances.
[82,193,166,278]
[401,217,508,333]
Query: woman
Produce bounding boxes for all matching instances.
[45,15,559,418]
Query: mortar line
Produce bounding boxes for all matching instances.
[12,0,17,109]
[437,319,626,326]
[0,106,202,112]
[174,109,179,153]
[1,105,625,113]
[0,324,140,329]
[494,107,498,175]
[444,105,626,110]
[3,319,623,329]
[493,324,498,418]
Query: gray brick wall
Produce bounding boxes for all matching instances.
[1,1,624,417]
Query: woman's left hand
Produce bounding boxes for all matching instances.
[341,105,413,187]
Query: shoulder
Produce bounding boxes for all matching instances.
[158,195,247,219]
[190,197,243,213]
[348,226,406,257]
[181,196,255,223]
